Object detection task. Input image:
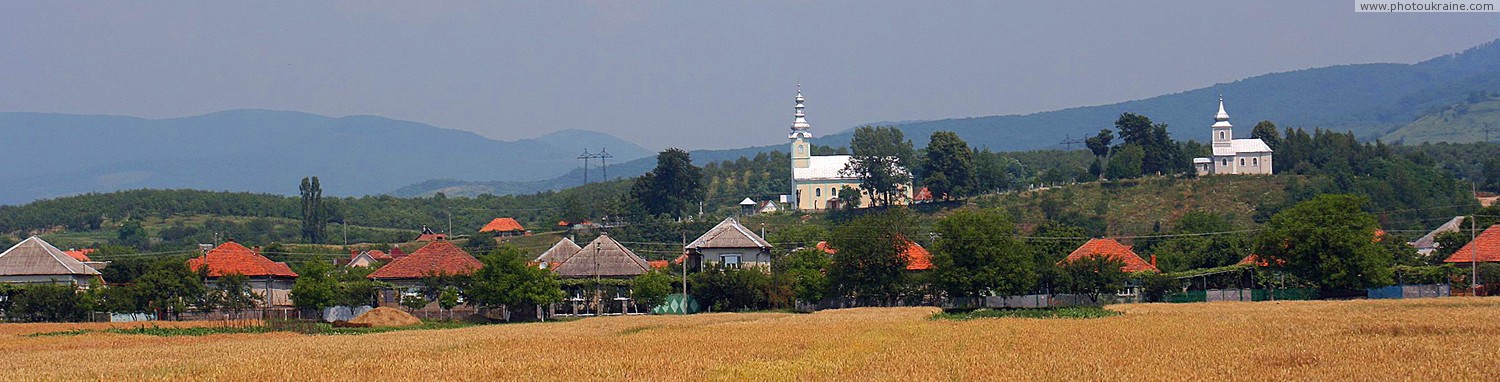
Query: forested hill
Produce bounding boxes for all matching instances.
[0,110,651,205]
[814,39,1500,153]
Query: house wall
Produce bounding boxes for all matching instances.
[794,180,913,210]
[694,247,772,270]
[205,277,296,307]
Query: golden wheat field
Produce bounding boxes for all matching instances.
[2,298,1498,381]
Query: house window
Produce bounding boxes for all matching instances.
[723,255,741,269]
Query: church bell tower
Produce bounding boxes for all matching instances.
[789,84,812,169]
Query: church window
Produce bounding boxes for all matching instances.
[1239,158,1245,166]
[1219,131,1225,140]
[1222,159,1229,166]
[1252,157,1259,166]
[815,188,822,197]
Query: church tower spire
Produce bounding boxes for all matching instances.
[790,84,811,170]
[789,84,812,139]
[1211,94,1233,150]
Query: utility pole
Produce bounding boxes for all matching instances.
[599,148,613,181]
[681,230,688,314]
[1058,135,1085,150]
[594,241,601,316]
[578,149,592,185]
[1473,181,1480,294]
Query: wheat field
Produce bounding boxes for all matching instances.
[2,298,1498,381]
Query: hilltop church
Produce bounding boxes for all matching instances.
[786,86,911,210]
[1192,96,1273,176]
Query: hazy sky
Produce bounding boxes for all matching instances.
[3,1,1498,150]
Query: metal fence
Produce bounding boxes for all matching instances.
[1366,284,1450,299]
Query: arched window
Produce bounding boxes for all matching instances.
[1219,131,1225,140]
[815,188,822,197]
[1252,157,1259,166]
[832,188,839,197]
[1239,158,1245,166]
[1222,158,1229,166]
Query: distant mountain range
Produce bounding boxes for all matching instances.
[0,110,651,205]
[7,39,1499,203]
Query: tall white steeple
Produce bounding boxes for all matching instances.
[789,84,812,139]
[1211,94,1233,150]
[790,84,812,170]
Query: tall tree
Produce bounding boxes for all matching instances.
[845,126,915,207]
[922,131,975,200]
[1251,121,1282,151]
[1104,144,1145,180]
[116,220,150,250]
[931,209,1036,298]
[1254,194,1393,291]
[464,246,564,320]
[826,209,915,302]
[299,176,326,244]
[629,148,704,218]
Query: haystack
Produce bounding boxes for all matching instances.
[347,307,421,327]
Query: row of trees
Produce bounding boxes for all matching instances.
[0,259,261,322]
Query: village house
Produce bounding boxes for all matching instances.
[479,217,528,237]
[1060,238,1159,273]
[0,237,104,287]
[550,234,652,315]
[187,240,299,306]
[684,217,774,272]
[1411,216,1466,256]
[1192,96,1274,176]
[345,249,394,268]
[787,85,912,210]
[368,239,483,309]
[415,225,447,241]
[1443,224,1500,266]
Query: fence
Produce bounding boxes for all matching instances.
[1167,288,1318,303]
[1366,284,1450,299]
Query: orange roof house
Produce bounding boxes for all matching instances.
[480,218,526,233]
[913,187,934,202]
[187,240,298,278]
[816,236,933,271]
[1444,225,1500,264]
[1059,238,1159,273]
[369,239,482,280]
[63,248,96,262]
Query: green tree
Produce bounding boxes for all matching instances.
[399,293,428,312]
[922,131,975,200]
[289,260,340,311]
[299,176,326,244]
[135,259,209,320]
[826,209,914,302]
[464,246,564,321]
[931,210,1036,298]
[775,247,831,303]
[1251,121,1282,151]
[1253,194,1394,291]
[836,185,863,210]
[116,220,150,250]
[211,273,261,319]
[845,126,915,207]
[1104,144,1145,180]
[437,286,460,319]
[629,148,705,218]
[1057,255,1127,303]
[631,269,675,310]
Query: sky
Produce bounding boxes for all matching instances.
[3,1,1498,150]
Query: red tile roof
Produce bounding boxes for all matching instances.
[368,240,482,279]
[63,248,95,262]
[648,260,670,269]
[187,241,298,278]
[816,238,933,271]
[416,233,447,241]
[480,218,526,233]
[1060,238,1159,273]
[914,187,934,201]
[1444,225,1500,264]
[348,250,393,263]
[1236,254,1285,267]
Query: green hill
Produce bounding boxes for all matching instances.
[1383,94,1500,144]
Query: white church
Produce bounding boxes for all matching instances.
[786,86,910,211]
[1193,96,1273,176]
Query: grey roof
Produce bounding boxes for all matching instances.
[553,234,651,278]
[534,237,582,264]
[1412,216,1466,250]
[0,236,102,276]
[686,217,772,250]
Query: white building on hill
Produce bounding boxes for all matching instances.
[787,85,911,210]
[1193,96,1273,176]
